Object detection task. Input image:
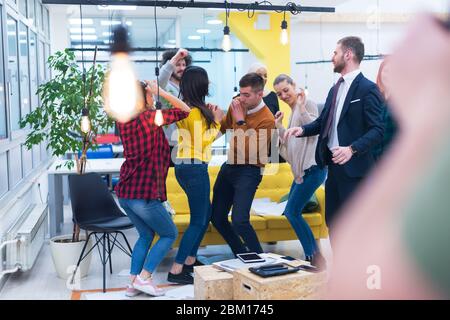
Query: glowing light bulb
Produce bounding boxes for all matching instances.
[280,20,289,45]
[304,87,309,96]
[154,109,164,127]
[102,25,144,123]
[80,108,91,134]
[103,53,143,123]
[222,26,232,52]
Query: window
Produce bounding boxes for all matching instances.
[27,0,35,26]
[29,31,38,111]
[19,0,27,17]
[36,0,41,30]
[39,2,43,32]
[22,145,32,177]
[32,144,40,168]
[40,137,47,161]
[0,9,7,140]
[44,43,50,80]
[8,146,22,188]
[7,15,21,132]
[43,6,49,38]
[19,23,31,120]
[38,40,45,86]
[0,152,8,198]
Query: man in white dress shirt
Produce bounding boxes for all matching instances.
[284,36,384,234]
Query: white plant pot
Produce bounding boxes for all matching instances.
[50,234,93,280]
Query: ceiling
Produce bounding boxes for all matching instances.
[60,1,348,53]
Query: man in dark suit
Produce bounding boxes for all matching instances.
[284,36,384,233]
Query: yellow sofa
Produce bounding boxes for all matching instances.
[166,163,328,247]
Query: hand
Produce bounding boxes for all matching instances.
[230,99,245,122]
[297,91,306,107]
[274,111,284,128]
[145,80,159,95]
[331,146,353,165]
[207,103,225,122]
[283,126,303,142]
[297,90,307,112]
[171,48,188,64]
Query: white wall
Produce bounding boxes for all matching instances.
[288,0,449,104]
[49,5,70,55]
[289,21,406,104]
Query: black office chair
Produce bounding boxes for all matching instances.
[68,172,134,293]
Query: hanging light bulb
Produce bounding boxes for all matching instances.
[102,25,143,123]
[222,25,232,52]
[80,108,91,134]
[280,19,289,45]
[154,109,164,127]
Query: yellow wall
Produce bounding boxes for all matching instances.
[221,12,292,125]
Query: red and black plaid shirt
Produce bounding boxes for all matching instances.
[115,109,189,201]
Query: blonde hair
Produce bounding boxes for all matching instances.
[247,62,267,74]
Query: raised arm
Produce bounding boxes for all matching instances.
[158,48,188,89]
[146,80,190,113]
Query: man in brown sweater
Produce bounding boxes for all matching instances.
[211,73,275,255]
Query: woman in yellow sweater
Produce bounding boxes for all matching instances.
[167,66,225,284]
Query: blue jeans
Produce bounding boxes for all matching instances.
[174,162,211,265]
[118,198,178,275]
[283,165,327,257]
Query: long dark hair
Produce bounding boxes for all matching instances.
[179,66,215,128]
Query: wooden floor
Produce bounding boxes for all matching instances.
[0,205,332,300]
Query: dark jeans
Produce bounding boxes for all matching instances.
[283,165,327,257]
[174,162,211,264]
[211,163,263,255]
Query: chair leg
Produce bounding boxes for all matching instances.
[102,234,106,293]
[117,231,133,256]
[70,232,93,285]
[107,233,113,275]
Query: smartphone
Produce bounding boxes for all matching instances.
[281,255,297,261]
[237,252,266,263]
[298,264,321,273]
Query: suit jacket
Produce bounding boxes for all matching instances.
[302,73,384,178]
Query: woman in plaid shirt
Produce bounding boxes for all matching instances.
[116,80,190,297]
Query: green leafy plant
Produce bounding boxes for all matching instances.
[20,48,114,170]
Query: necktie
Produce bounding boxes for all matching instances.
[323,77,344,139]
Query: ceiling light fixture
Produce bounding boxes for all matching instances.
[222,1,232,52]
[102,25,144,123]
[196,28,211,34]
[207,19,222,25]
[69,18,93,25]
[97,5,137,11]
[70,27,96,34]
[280,9,289,45]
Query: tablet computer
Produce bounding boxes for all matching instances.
[236,252,266,263]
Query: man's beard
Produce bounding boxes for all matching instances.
[172,72,182,82]
[333,58,345,73]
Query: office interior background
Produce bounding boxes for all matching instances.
[0,0,448,300]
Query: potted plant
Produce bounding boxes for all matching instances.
[20,48,114,279]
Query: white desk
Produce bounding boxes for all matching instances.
[47,158,125,237]
[47,155,227,237]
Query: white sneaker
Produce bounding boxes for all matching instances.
[132,275,165,297]
[125,284,141,297]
